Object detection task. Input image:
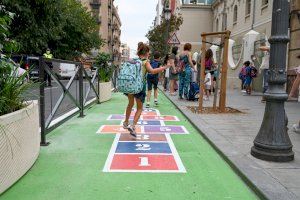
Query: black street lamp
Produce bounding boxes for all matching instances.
[251,0,294,162]
[163,6,171,55]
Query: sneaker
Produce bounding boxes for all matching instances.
[154,99,158,106]
[145,103,150,108]
[122,121,130,129]
[292,124,300,134]
[128,125,137,137]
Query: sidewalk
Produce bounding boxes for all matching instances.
[161,88,300,200]
[0,93,259,200]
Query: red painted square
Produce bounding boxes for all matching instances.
[110,154,178,171]
[130,111,158,116]
[98,125,142,134]
[119,134,167,142]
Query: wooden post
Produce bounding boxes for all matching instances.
[219,31,230,112]
[213,36,224,111]
[198,35,206,111]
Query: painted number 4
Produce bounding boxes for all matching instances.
[139,157,151,166]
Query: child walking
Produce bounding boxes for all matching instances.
[146,51,161,108]
[204,70,211,101]
[123,43,173,137]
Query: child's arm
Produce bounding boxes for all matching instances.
[145,59,172,74]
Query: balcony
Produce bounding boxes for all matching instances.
[90,0,101,9]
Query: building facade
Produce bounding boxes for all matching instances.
[120,43,130,62]
[80,0,121,66]
[177,1,213,52]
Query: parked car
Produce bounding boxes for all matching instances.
[11,55,39,81]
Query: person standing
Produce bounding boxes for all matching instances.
[239,62,247,91]
[122,43,173,137]
[244,61,257,95]
[204,70,211,101]
[169,46,179,96]
[43,48,53,87]
[146,51,161,108]
[179,43,194,99]
[259,44,270,102]
[204,49,216,93]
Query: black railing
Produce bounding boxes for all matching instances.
[39,57,99,146]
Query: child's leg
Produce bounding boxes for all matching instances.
[125,94,135,124]
[154,78,158,100]
[133,99,143,126]
[146,90,151,103]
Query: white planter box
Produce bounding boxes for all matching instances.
[99,81,112,103]
[0,101,40,194]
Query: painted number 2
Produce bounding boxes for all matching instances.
[139,157,151,166]
[135,144,151,151]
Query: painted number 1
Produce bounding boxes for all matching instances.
[139,157,150,166]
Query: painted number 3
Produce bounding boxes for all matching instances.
[135,144,151,151]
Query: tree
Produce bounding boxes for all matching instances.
[146,14,183,57]
[1,0,103,59]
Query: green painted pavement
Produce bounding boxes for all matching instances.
[0,93,259,200]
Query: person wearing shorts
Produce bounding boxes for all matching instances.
[146,52,161,108]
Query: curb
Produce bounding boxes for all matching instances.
[160,89,268,200]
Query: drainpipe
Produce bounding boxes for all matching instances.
[251,0,256,29]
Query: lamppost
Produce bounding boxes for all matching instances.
[251,0,294,162]
[163,5,171,56]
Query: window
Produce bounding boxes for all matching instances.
[223,13,227,30]
[262,0,268,7]
[233,5,238,25]
[216,18,219,32]
[246,0,251,16]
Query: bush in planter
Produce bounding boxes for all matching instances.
[94,52,115,82]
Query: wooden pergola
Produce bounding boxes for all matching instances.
[198,30,231,112]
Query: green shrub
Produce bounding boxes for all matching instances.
[0,59,32,116]
[94,52,115,82]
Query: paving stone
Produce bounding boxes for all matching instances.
[162,87,300,200]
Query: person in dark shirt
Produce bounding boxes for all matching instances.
[146,51,161,108]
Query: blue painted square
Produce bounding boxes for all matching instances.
[116,142,171,154]
[130,120,162,126]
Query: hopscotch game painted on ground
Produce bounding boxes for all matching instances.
[97,108,187,173]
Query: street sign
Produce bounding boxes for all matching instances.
[168,33,180,45]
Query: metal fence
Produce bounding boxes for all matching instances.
[38,57,100,145]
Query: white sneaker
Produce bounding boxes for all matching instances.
[123,121,130,129]
[145,103,150,108]
[128,125,137,137]
[154,99,158,106]
[292,124,300,134]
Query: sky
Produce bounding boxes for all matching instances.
[114,0,157,57]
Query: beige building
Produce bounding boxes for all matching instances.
[120,43,130,62]
[80,0,122,66]
[177,2,213,52]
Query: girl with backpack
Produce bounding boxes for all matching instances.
[122,43,173,137]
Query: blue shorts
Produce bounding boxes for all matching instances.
[124,83,146,103]
[147,77,158,91]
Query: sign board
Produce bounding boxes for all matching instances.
[168,33,180,45]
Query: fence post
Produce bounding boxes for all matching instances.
[39,57,49,146]
[79,63,84,117]
[98,69,101,104]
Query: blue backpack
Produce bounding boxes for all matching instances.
[117,58,144,94]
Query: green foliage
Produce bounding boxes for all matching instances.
[0,58,32,116]
[0,6,19,53]
[1,0,103,59]
[94,52,115,82]
[146,15,183,57]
